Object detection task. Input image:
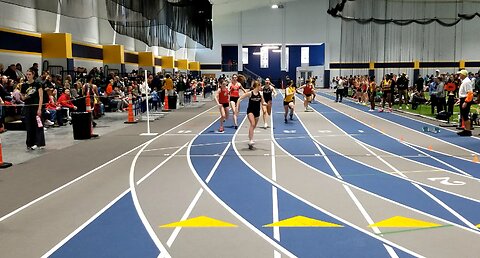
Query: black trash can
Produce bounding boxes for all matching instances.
[168,95,177,110]
[71,112,91,140]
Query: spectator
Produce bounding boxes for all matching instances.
[58,88,77,124]
[15,63,25,81]
[428,77,437,114]
[163,74,174,97]
[12,84,24,105]
[335,76,344,102]
[397,73,409,109]
[21,70,45,150]
[457,70,474,136]
[4,64,18,82]
[176,74,187,106]
[29,63,39,79]
[436,76,446,113]
[0,64,4,75]
[44,87,58,127]
[151,87,159,111]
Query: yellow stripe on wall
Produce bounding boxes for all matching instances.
[177,59,188,70]
[189,61,200,71]
[42,33,72,58]
[162,56,174,69]
[103,45,124,64]
[138,52,154,67]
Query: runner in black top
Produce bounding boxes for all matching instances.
[237,80,267,150]
[261,78,277,128]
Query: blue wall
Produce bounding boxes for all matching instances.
[221,44,325,86]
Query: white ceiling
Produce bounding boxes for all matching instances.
[211,0,305,16]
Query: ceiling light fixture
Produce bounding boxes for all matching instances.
[271,4,284,9]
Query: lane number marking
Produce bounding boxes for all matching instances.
[428,177,466,186]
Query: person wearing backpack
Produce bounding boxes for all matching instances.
[151,87,159,111]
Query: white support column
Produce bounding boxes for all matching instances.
[237,11,243,72]
[54,0,62,33]
[280,6,287,71]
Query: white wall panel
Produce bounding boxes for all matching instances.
[74,59,103,72]
[0,2,36,32]
[0,52,41,73]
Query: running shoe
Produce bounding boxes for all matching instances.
[290,114,293,120]
[219,126,224,132]
[457,130,472,136]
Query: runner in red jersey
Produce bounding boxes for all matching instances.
[228,74,246,129]
[215,78,230,132]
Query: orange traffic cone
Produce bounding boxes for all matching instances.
[0,137,12,169]
[124,91,137,124]
[162,93,170,112]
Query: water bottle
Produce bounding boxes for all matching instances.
[36,115,43,128]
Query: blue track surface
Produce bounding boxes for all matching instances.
[271,94,477,228]
[189,102,414,257]
[312,94,480,179]
[318,92,480,153]
[51,193,160,258]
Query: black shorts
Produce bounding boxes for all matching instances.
[247,108,260,118]
[305,94,312,97]
[284,101,293,107]
[459,98,472,121]
[229,97,239,103]
[221,103,229,108]
[264,96,272,103]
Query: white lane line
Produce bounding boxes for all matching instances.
[42,105,218,256]
[402,142,473,177]
[355,139,478,231]
[0,142,148,223]
[319,93,480,156]
[166,188,204,247]
[205,143,232,183]
[406,141,479,165]
[313,131,397,257]
[41,190,130,258]
[166,142,232,248]
[303,97,480,203]
[274,250,282,258]
[303,96,480,232]
[384,245,401,258]
[129,138,172,257]
[187,116,298,258]
[273,117,480,237]
[271,115,280,242]
[238,127,424,256]
[137,142,190,185]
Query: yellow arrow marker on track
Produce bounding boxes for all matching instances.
[476,224,480,228]
[369,216,442,228]
[263,216,343,228]
[160,216,237,228]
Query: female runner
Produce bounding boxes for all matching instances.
[237,80,267,150]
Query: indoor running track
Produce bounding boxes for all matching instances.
[1,90,480,258]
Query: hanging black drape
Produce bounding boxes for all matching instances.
[105,0,213,49]
[328,0,480,27]
[0,0,213,50]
